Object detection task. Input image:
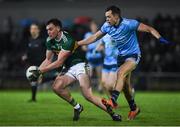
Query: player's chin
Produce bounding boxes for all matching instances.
[107,22,113,26]
[107,21,110,24]
[49,36,53,39]
[49,35,56,39]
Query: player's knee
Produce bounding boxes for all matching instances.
[52,80,64,92]
[101,81,106,87]
[108,80,115,88]
[103,83,111,91]
[108,84,113,91]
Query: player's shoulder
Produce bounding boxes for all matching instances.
[63,31,70,36]
[103,34,112,43]
[101,22,111,33]
[45,37,53,49]
[103,34,111,40]
[46,36,52,42]
[63,31,74,41]
[122,18,138,25]
[46,37,52,46]
[102,22,111,28]
[63,31,74,39]
[61,31,75,46]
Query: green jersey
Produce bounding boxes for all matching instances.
[46,31,86,69]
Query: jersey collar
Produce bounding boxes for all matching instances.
[114,17,123,28]
[55,31,63,42]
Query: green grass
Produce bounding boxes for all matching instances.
[0,90,180,126]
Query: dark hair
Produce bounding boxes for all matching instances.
[106,5,121,17]
[46,18,62,28]
[30,22,40,28]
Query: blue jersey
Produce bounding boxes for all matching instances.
[84,32,103,60]
[100,18,141,56]
[102,34,118,65]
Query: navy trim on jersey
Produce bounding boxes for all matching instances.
[103,64,117,70]
[117,54,140,67]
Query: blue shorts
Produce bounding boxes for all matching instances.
[102,64,118,73]
[117,54,141,67]
[88,58,103,67]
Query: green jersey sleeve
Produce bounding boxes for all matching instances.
[46,37,52,50]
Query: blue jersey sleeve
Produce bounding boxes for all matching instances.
[100,22,109,34]
[84,32,92,39]
[129,19,140,30]
[102,34,111,44]
[101,38,105,45]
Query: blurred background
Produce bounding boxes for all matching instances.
[0,0,180,91]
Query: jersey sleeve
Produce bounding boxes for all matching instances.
[45,37,52,50]
[100,22,109,34]
[102,34,111,45]
[101,36,106,45]
[129,19,140,30]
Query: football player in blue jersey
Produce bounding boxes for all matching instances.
[78,5,170,120]
[82,20,104,93]
[93,34,118,101]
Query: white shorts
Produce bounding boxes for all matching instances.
[65,63,90,80]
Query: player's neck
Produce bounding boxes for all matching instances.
[55,31,63,42]
[114,17,123,28]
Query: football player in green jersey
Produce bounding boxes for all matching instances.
[31,18,121,121]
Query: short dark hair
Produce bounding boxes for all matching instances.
[30,22,40,28]
[106,5,121,17]
[46,18,62,28]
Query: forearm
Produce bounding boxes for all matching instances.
[39,59,51,70]
[149,27,161,39]
[138,23,161,39]
[40,60,63,73]
[139,23,170,44]
[78,35,97,46]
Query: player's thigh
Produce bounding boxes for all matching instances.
[101,72,109,83]
[95,65,102,78]
[89,66,94,77]
[78,74,93,97]
[108,72,117,85]
[118,60,136,78]
[53,75,75,89]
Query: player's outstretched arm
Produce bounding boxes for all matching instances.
[77,30,104,46]
[137,23,170,44]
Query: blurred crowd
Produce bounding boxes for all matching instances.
[0,13,180,73]
[137,14,180,72]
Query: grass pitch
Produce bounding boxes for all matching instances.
[0,90,180,126]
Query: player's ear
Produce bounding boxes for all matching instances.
[57,26,60,32]
[115,14,119,20]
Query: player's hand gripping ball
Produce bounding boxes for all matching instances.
[26,66,42,82]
